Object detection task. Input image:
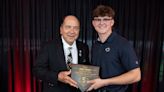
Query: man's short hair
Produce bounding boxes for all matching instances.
[92,5,115,18]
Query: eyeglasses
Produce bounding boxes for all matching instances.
[93,18,113,22]
[63,25,80,30]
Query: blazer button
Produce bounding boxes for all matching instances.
[48,83,54,87]
[83,59,86,62]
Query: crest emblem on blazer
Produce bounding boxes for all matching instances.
[105,47,110,52]
[79,50,82,57]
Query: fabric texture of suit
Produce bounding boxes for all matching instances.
[33,37,90,92]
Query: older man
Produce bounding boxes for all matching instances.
[33,15,90,92]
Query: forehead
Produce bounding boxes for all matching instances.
[94,16,112,19]
[63,16,79,26]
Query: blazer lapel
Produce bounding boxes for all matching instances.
[56,38,68,69]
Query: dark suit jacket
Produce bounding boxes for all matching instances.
[33,38,90,92]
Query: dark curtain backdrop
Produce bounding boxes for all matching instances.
[0,0,163,92]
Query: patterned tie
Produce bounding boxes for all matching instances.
[67,47,72,70]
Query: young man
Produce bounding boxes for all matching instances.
[33,15,89,92]
[87,5,141,92]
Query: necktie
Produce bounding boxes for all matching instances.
[67,47,72,70]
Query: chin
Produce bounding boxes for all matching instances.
[68,39,75,43]
[98,31,107,34]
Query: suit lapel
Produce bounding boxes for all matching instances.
[55,38,68,69]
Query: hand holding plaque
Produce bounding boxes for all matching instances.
[71,64,99,92]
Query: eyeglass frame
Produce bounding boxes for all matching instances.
[93,17,113,23]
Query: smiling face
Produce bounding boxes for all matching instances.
[92,5,115,36]
[92,16,114,35]
[60,16,80,45]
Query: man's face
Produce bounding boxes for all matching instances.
[92,16,114,34]
[60,16,80,45]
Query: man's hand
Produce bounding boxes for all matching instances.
[87,78,106,91]
[58,70,78,88]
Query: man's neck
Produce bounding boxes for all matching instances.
[98,31,112,43]
[61,36,76,47]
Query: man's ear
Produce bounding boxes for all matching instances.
[92,20,95,27]
[60,26,62,34]
[111,19,115,26]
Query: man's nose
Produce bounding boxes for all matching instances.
[99,19,106,24]
[71,26,79,31]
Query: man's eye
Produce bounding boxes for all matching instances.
[64,25,79,30]
[65,25,71,29]
[74,26,80,30]
[94,19,101,21]
[94,18,112,21]
[103,19,112,21]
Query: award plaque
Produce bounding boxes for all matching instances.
[71,64,99,92]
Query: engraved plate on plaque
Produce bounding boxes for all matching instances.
[71,64,99,92]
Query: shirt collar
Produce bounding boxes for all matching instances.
[97,31,116,44]
[61,36,76,49]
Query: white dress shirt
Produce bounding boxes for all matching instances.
[61,36,78,64]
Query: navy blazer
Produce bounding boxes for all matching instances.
[33,38,90,92]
